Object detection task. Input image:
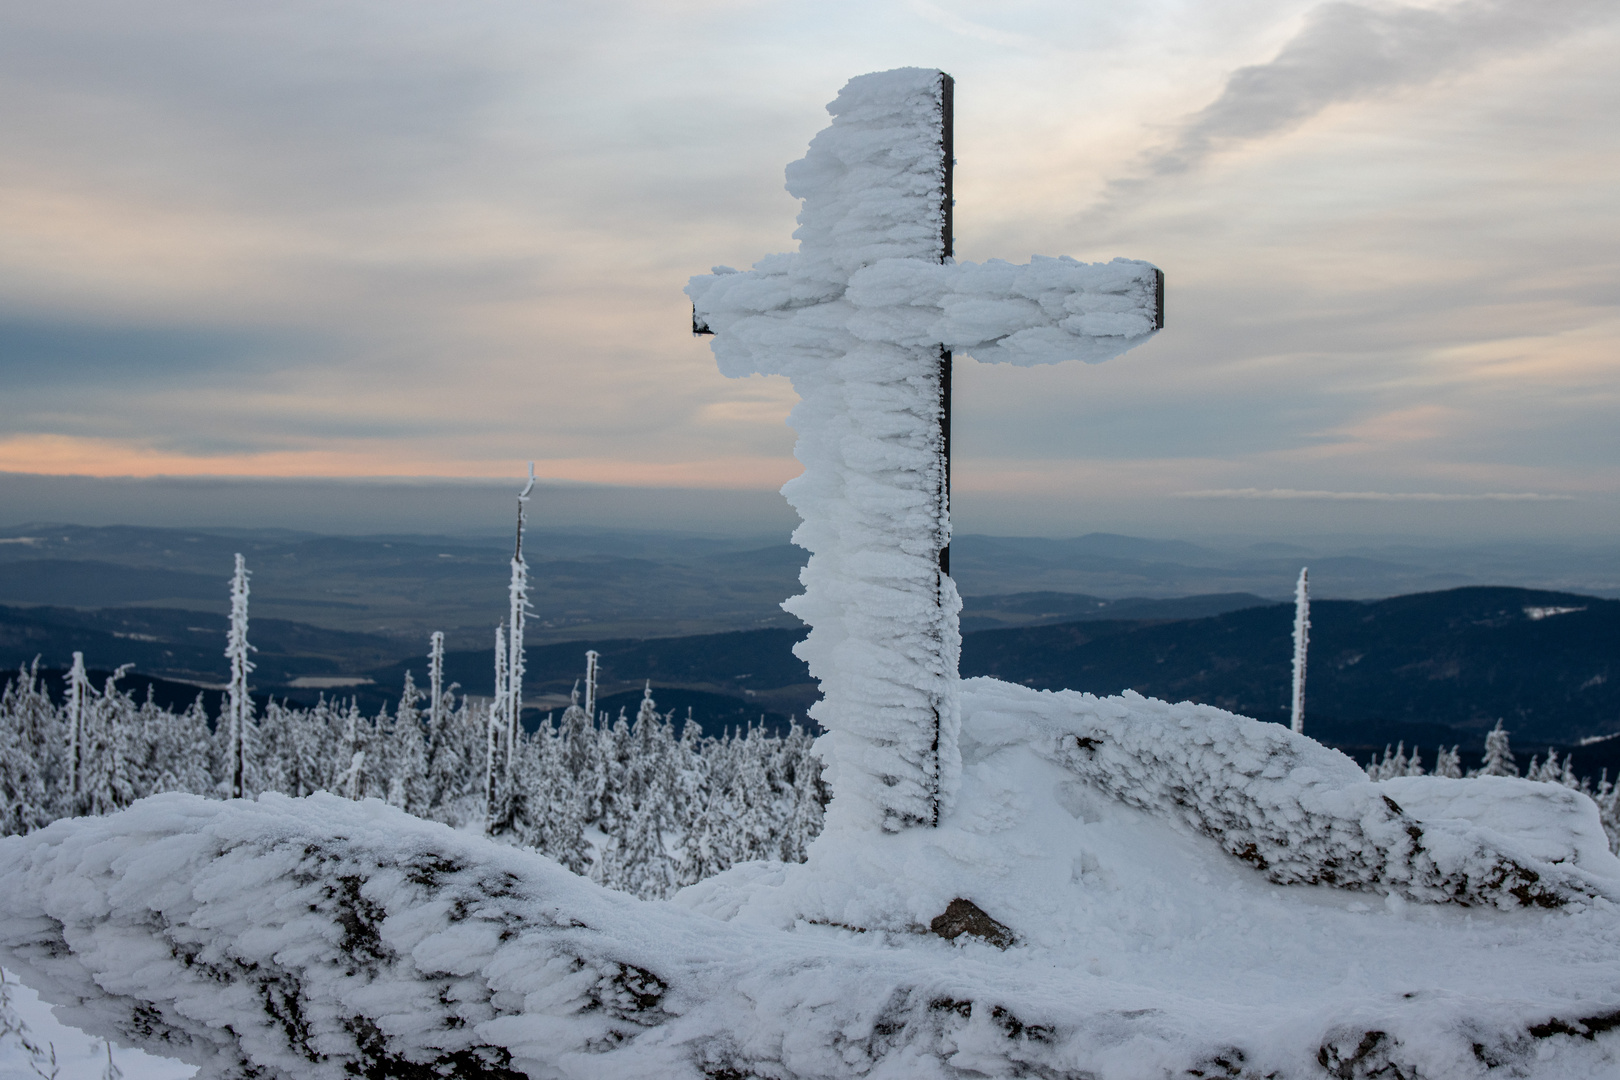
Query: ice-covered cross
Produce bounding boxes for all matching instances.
[687,69,1163,833]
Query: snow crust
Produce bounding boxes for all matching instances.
[5,681,1620,1079]
[686,68,1160,833]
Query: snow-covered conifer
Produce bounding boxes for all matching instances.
[534,713,591,876]
[730,724,778,863]
[677,741,737,887]
[77,666,137,817]
[1474,721,1518,777]
[779,719,826,863]
[1594,772,1620,855]
[335,701,372,799]
[425,693,482,827]
[387,672,428,811]
[1433,745,1463,779]
[341,751,365,800]
[605,685,679,899]
[1290,567,1309,735]
[0,663,62,835]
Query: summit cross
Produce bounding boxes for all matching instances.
[688,68,1163,832]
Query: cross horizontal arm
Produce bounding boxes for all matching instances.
[688,253,1162,375]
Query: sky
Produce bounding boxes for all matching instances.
[1,0,1617,540]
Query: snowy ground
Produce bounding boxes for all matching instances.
[4,678,1619,1078]
[2,971,193,1080]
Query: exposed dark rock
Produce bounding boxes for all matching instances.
[928,897,1016,949]
[1317,1029,1416,1079]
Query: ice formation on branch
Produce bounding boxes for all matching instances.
[687,68,1161,833]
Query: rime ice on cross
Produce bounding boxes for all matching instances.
[687,69,1163,832]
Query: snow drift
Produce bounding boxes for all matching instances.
[5,681,1620,1079]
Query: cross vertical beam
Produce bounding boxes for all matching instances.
[936,72,953,579]
[929,72,954,825]
[688,68,1162,834]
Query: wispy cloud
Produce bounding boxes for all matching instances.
[1177,488,1575,501]
[1143,0,1615,176]
[905,0,1060,56]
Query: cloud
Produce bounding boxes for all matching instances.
[1145,0,1615,176]
[1176,488,1574,501]
[905,0,1059,55]
[0,319,317,383]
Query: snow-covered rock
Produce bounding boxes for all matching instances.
[4,681,1619,1079]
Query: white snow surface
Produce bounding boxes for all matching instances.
[3,969,195,1080]
[4,679,1620,1079]
[686,68,1160,832]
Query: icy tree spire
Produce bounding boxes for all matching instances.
[486,624,507,826]
[1290,567,1309,735]
[225,553,255,799]
[506,463,536,781]
[584,650,599,722]
[428,631,445,733]
[65,650,89,803]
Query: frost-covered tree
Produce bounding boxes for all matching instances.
[0,663,62,835]
[223,554,255,799]
[0,651,833,891]
[778,720,827,863]
[76,666,137,817]
[531,714,591,876]
[424,692,482,828]
[1290,567,1309,735]
[1368,743,1425,780]
[1593,773,1620,855]
[1524,749,1582,789]
[1473,721,1518,777]
[337,701,370,800]
[1433,744,1463,779]
[387,672,429,812]
[595,709,632,847]
[601,685,679,898]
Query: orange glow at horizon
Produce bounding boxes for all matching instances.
[0,434,802,490]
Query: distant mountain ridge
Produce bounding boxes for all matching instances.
[3,524,1617,652]
[960,586,1618,745]
[3,586,1614,752]
[960,591,1269,632]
